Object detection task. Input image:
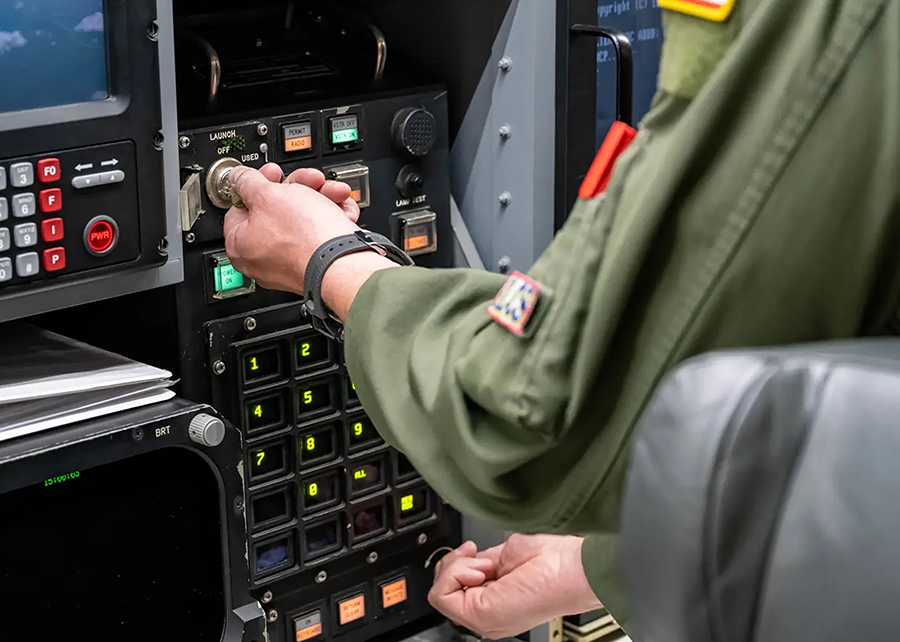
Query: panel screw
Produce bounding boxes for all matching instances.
[157,238,169,255]
[132,428,144,441]
[261,591,273,604]
[244,317,258,332]
[179,135,191,149]
[185,232,196,244]
[316,571,328,583]
[257,123,269,137]
[498,56,513,72]
[499,124,512,140]
[417,533,428,545]
[234,497,244,514]
[497,256,512,275]
[267,610,278,623]
[213,360,226,376]
[147,21,160,42]
[499,192,512,207]
[367,551,378,564]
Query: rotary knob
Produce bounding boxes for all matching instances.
[396,165,425,199]
[392,108,437,157]
[189,413,226,448]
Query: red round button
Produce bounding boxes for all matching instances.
[83,216,119,256]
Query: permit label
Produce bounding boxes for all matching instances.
[659,0,736,22]
[488,272,544,337]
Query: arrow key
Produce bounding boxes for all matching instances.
[72,173,102,189]
[99,170,125,185]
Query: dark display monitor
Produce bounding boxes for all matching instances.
[0,0,110,113]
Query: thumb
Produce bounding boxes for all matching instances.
[230,166,274,210]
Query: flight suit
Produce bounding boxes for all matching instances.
[345,0,900,622]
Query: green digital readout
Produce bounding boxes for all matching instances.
[243,347,281,385]
[246,395,283,432]
[303,472,338,511]
[350,460,384,494]
[44,471,81,488]
[399,488,429,520]
[298,382,332,417]
[348,414,380,448]
[295,335,329,369]
[300,428,336,465]
[214,263,245,292]
[250,443,285,479]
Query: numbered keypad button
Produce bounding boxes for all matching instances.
[0,228,8,253]
[12,193,35,218]
[10,163,34,188]
[0,257,11,283]
[14,222,37,248]
[0,197,7,222]
[15,252,39,278]
[0,168,6,192]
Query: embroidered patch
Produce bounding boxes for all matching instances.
[658,0,735,22]
[488,272,544,337]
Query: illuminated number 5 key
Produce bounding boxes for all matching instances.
[304,390,313,405]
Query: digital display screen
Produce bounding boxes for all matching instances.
[348,414,381,449]
[283,122,313,152]
[249,443,286,480]
[350,459,384,495]
[243,347,281,385]
[246,395,284,433]
[298,382,333,417]
[399,488,429,520]
[214,263,245,293]
[330,115,359,145]
[0,1,110,113]
[303,471,338,511]
[295,335,329,369]
[300,428,336,465]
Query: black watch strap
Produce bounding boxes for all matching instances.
[303,231,414,342]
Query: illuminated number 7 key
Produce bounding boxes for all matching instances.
[256,452,266,466]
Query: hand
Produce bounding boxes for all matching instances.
[223,163,361,293]
[429,536,603,640]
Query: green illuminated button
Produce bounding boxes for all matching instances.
[350,458,385,495]
[249,443,286,480]
[243,346,281,385]
[332,129,359,145]
[398,488,429,522]
[245,394,284,433]
[298,382,333,418]
[210,252,255,300]
[347,414,381,449]
[330,114,360,147]
[295,335,330,370]
[302,470,339,512]
[299,427,336,465]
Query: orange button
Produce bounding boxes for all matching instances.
[285,136,312,152]
[294,610,323,642]
[338,594,365,625]
[381,578,408,608]
[296,623,322,642]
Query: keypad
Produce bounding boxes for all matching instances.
[15,252,39,278]
[0,198,6,222]
[0,229,9,253]
[12,193,35,218]
[14,223,37,248]
[0,168,6,192]
[0,258,10,283]
[10,163,34,188]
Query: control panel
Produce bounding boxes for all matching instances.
[177,88,450,267]
[0,142,141,289]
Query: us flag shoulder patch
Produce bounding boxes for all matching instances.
[488,272,544,337]
[658,0,736,22]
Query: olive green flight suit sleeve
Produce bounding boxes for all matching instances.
[346,0,900,621]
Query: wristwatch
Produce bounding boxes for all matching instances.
[303,230,414,342]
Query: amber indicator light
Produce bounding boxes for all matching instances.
[338,594,366,625]
[381,578,408,608]
[405,235,430,251]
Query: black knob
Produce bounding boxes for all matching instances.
[396,165,425,199]
[392,108,437,157]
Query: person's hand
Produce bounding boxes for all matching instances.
[428,535,602,640]
[223,163,361,293]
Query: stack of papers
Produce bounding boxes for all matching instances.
[0,324,175,443]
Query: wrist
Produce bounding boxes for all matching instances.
[321,251,399,321]
[568,538,604,613]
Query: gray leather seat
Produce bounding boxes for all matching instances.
[621,341,900,642]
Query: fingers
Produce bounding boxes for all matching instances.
[339,198,361,223]
[320,180,353,203]
[285,167,327,191]
[229,167,275,210]
[259,163,285,183]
